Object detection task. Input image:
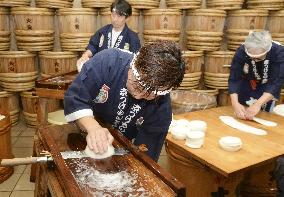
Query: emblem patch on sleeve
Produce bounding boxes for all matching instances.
[93,84,110,103]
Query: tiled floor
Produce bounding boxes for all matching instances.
[0,119,35,197]
[0,117,170,197]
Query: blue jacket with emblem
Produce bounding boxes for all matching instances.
[64,48,172,161]
[86,24,141,55]
[228,42,284,107]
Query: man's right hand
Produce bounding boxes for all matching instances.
[76,56,89,72]
[86,126,114,154]
[232,102,247,120]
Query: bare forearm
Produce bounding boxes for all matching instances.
[230,93,239,105]
[76,116,102,133]
[254,92,274,107]
[82,50,93,58]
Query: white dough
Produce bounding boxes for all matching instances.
[219,116,267,135]
[84,145,115,159]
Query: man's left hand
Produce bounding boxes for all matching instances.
[245,103,262,120]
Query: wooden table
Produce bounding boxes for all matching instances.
[166,106,284,197]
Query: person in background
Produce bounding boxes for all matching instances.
[228,30,284,120]
[64,41,185,161]
[76,0,141,72]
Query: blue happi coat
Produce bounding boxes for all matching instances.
[86,24,141,55]
[64,48,172,161]
[229,42,284,111]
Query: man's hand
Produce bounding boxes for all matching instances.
[76,50,93,72]
[245,103,262,120]
[76,56,89,72]
[86,126,114,154]
[232,102,247,119]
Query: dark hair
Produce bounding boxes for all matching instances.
[110,0,132,18]
[135,40,185,94]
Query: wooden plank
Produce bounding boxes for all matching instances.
[39,124,185,196]
[167,106,284,176]
[35,88,65,100]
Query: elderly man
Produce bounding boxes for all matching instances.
[229,30,284,120]
[64,41,185,161]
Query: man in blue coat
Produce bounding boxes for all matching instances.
[76,0,141,71]
[229,30,284,120]
[64,41,185,161]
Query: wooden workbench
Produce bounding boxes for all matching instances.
[166,106,284,196]
[33,71,185,196]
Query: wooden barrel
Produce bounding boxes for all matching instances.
[227,10,268,30]
[0,7,9,31]
[182,51,203,74]
[81,0,112,8]
[205,51,234,74]
[165,0,202,9]
[0,51,36,73]
[11,7,54,31]
[206,0,244,10]
[165,142,244,197]
[240,161,277,196]
[39,51,77,76]
[246,0,284,10]
[0,96,13,183]
[57,8,98,34]
[170,90,217,114]
[267,10,284,34]
[226,29,264,51]
[35,0,73,9]
[60,32,93,51]
[143,9,181,43]
[218,90,231,106]
[0,0,30,7]
[278,88,284,104]
[186,9,226,32]
[99,8,140,33]
[127,0,160,9]
[0,51,37,91]
[0,91,20,126]
[186,9,226,51]
[20,90,61,127]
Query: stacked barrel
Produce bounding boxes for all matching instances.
[143,9,181,44]
[20,90,61,128]
[57,8,98,51]
[35,0,73,9]
[206,0,244,10]
[128,0,160,9]
[0,0,30,7]
[0,7,9,51]
[11,7,55,51]
[0,96,14,183]
[39,51,77,78]
[246,0,284,10]
[81,0,112,8]
[165,0,202,9]
[226,10,268,51]
[267,10,284,44]
[179,51,203,90]
[186,9,226,51]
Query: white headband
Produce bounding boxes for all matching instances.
[245,45,271,58]
[130,54,172,96]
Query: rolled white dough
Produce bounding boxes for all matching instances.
[84,145,115,159]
